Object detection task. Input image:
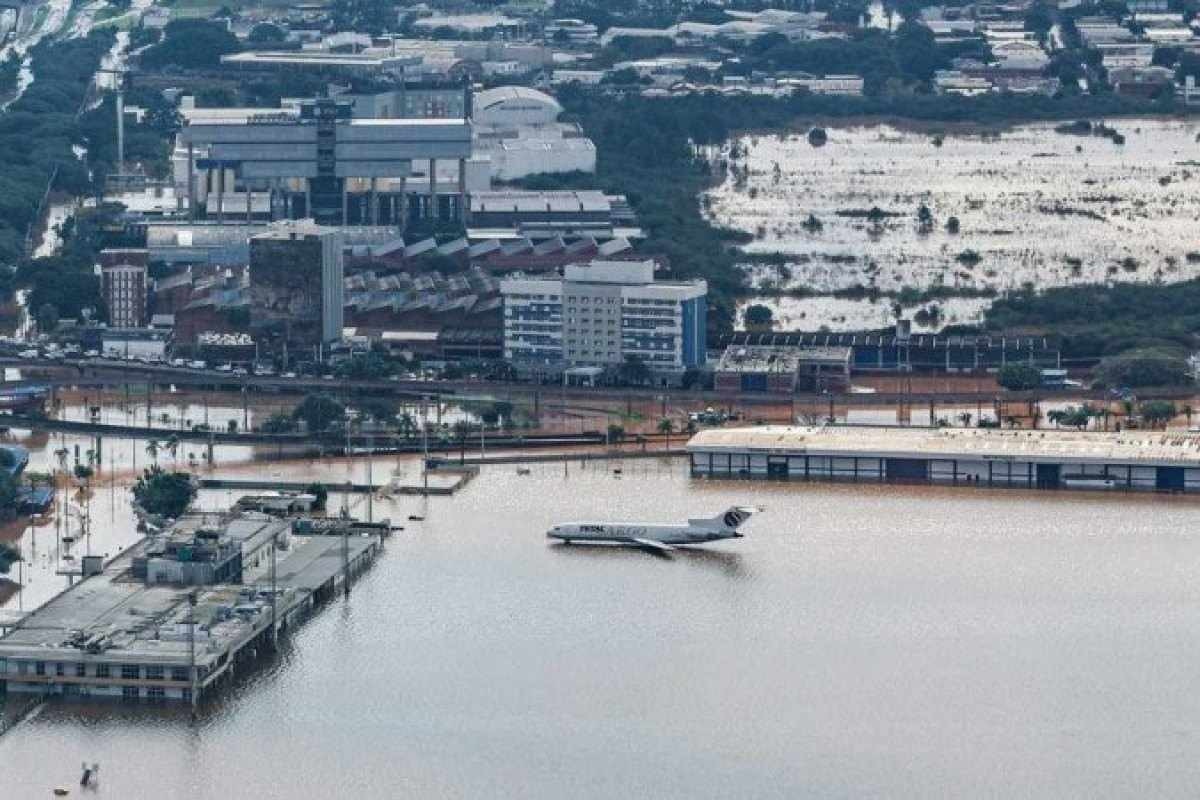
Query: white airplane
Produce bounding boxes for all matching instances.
[547,506,760,554]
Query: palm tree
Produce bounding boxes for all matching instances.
[1183,403,1195,428]
[146,439,160,466]
[165,435,180,467]
[453,419,472,463]
[658,417,674,449]
[397,412,416,440]
[957,411,973,428]
[1047,410,1063,428]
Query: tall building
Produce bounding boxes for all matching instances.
[99,249,148,328]
[501,260,706,375]
[249,222,344,346]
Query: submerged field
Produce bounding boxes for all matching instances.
[707,118,1200,331]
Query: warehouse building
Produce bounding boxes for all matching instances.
[687,426,1200,492]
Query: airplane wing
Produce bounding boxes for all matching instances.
[631,538,675,554]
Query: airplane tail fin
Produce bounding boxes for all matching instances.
[694,506,761,532]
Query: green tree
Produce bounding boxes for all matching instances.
[607,423,626,443]
[330,0,393,36]
[1094,352,1193,389]
[916,203,934,234]
[658,417,675,449]
[365,397,401,425]
[139,20,240,69]
[292,393,346,433]
[35,302,59,333]
[997,363,1042,391]
[132,466,196,518]
[1139,400,1177,429]
[248,23,287,43]
[0,540,20,573]
[744,304,774,329]
[453,419,472,463]
[617,355,651,386]
[304,482,328,511]
[262,411,296,434]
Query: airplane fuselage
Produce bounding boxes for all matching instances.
[547,522,741,546]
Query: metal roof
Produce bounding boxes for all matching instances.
[688,426,1200,466]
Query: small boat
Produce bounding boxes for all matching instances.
[53,789,69,797]
[516,467,531,476]
[407,514,424,522]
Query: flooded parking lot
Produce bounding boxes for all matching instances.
[708,118,1200,330]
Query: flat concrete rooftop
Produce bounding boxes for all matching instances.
[687,425,1200,466]
[0,532,376,668]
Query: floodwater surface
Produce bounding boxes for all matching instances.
[3,462,1200,797]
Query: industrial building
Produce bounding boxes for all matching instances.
[720,330,1060,374]
[469,190,617,237]
[175,97,475,228]
[687,426,1200,492]
[714,344,851,393]
[501,259,706,377]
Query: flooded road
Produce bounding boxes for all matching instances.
[3,463,1200,797]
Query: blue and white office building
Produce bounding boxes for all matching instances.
[501,259,706,375]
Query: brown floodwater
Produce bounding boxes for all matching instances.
[3,459,1200,797]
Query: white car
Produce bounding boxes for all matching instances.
[216,364,233,373]
[18,349,38,359]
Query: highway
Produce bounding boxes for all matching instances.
[3,353,1196,420]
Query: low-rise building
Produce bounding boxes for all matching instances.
[714,344,851,394]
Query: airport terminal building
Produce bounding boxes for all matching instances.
[687,426,1200,493]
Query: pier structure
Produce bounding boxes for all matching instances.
[687,425,1200,492]
[0,511,382,703]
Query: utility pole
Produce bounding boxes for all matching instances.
[366,432,373,523]
[269,532,277,648]
[342,516,350,599]
[188,590,198,717]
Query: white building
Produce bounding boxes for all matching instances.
[544,18,599,45]
[781,74,865,95]
[501,260,707,375]
[991,40,1050,72]
[471,86,596,180]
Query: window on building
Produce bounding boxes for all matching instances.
[96,663,110,678]
[35,661,45,676]
[123,687,139,699]
[147,687,166,700]
[55,662,65,677]
[75,663,86,678]
[121,664,140,680]
[145,665,164,680]
[171,667,189,682]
